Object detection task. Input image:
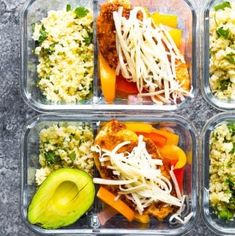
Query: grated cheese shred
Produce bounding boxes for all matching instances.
[113,7,191,105]
[93,135,182,215]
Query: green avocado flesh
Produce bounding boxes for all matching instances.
[28,168,95,229]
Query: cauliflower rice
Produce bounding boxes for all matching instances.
[35,122,94,185]
[209,122,235,220]
[33,5,94,103]
[209,1,235,100]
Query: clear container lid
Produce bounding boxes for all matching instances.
[20,0,197,112]
[201,112,235,234]
[21,113,198,235]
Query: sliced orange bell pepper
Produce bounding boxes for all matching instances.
[159,145,187,169]
[136,132,167,147]
[125,122,179,145]
[97,187,135,222]
[99,53,116,103]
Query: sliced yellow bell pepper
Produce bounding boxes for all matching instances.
[169,28,182,48]
[151,12,178,28]
[125,122,153,133]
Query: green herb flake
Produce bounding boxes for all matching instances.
[216,27,230,39]
[225,53,235,64]
[66,4,72,12]
[32,23,36,31]
[219,79,230,91]
[231,143,235,153]
[74,7,89,18]
[84,32,93,45]
[225,178,235,188]
[214,1,231,11]
[69,151,76,161]
[218,207,233,220]
[228,197,235,210]
[227,122,235,135]
[44,151,60,166]
[41,47,54,56]
[38,25,48,45]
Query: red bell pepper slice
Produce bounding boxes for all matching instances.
[173,168,184,193]
[116,75,139,94]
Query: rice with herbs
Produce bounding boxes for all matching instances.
[35,123,94,185]
[32,6,94,103]
[209,122,235,220]
[209,1,235,100]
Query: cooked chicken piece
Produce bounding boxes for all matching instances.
[97,1,131,69]
[94,119,167,176]
[147,202,175,221]
[94,120,138,179]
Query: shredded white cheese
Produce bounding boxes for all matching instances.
[169,195,193,225]
[169,165,182,199]
[93,135,182,215]
[113,7,191,105]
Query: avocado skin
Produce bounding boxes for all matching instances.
[28,168,95,229]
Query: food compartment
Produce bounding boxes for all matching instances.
[21,114,197,235]
[96,0,197,110]
[202,0,235,110]
[21,0,95,111]
[202,112,235,234]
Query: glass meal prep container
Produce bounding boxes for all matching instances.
[202,112,235,235]
[20,0,197,112]
[21,113,198,235]
[202,0,235,110]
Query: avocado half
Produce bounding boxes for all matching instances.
[28,168,95,229]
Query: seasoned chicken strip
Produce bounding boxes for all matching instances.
[97,1,131,69]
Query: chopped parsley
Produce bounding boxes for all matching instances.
[225,177,235,189]
[31,23,36,31]
[228,122,235,135]
[214,1,231,11]
[66,4,72,11]
[74,7,89,18]
[44,151,60,166]
[218,207,233,220]
[84,32,93,45]
[232,143,235,154]
[216,27,230,39]
[225,53,235,64]
[69,151,76,161]
[41,43,57,56]
[219,79,230,91]
[37,25,48,45]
